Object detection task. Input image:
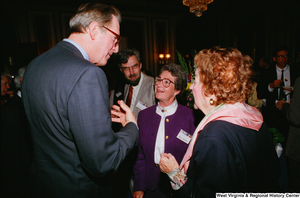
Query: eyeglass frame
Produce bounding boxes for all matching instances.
[155,77,175,88]
[100,25,122,47]
[120,63,140,73]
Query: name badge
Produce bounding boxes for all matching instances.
[177,129,192,144]
[115,92,122,97]
[136,100,148,110]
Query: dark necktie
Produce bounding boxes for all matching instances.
[126,86,133,107]
[279,69,285,100]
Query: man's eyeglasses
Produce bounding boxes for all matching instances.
[277,55,288,58]
[121,64,140,72]
[100,25,122,47]
[155,77,174,88]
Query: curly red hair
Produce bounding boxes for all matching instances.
[194,46,254,105]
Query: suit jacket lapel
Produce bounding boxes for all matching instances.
[134,75,147,108]
[124,84,130,103]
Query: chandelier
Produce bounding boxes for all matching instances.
[182,0,214,17]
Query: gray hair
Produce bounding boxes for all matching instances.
[14,66,26,89]
[69,2,121,34]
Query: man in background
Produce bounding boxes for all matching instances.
[22,3,138,198]
[14,66,26,98]
[110,48,155,120]
[257,46,300,144]
[259,57,270,70]
[109,48,155,197]
[257,45,300,191]
[1,72,13,105]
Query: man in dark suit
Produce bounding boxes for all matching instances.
[257,46,300,146]
[22,3,139,198]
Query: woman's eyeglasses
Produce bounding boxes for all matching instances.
[155,77,174,88]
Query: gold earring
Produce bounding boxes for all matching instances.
[209,98,215,105]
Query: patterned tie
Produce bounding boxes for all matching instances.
[279,69,285,100]
[126,86,133,107]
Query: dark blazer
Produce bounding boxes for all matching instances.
[22,41,139,198]
[257,64,300,145]
[133,104,195,196]
[177,120,280,197]
[283,77,300,162]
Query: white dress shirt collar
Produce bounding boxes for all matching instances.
[156,99,178,116]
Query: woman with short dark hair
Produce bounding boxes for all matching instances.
[133,63,195,198]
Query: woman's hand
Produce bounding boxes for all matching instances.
[159,153,179,174]
[133,191,144,198]
[111,100,137,127]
